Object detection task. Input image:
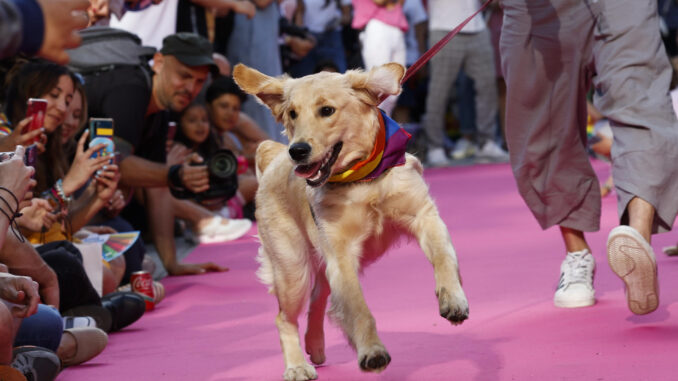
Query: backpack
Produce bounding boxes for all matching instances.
[66,26,157,87]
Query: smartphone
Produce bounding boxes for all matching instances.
[24,144,37,168]
[88,118,115,161]
[167,121,177,142]
[23,98,47,144]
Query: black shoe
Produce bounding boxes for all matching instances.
[11,346,61,381]
[62,304,113,333]
[102,291,145,332]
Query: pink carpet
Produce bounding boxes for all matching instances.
[63,161,678,381]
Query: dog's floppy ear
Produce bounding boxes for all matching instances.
[345,62,405,106]
[232,64,286,120]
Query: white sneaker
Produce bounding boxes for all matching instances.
[197,217,252,244]
[426,147,450,167]
[451,138,477,160]
[475,140,509,163]
[607,225,658,315]
[553,249,596,308]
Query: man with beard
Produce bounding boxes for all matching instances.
[84,33,233,276]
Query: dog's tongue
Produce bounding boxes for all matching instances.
[295,161,323,179]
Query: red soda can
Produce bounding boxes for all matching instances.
[131,271,155,311]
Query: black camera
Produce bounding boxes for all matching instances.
[169,149,239,202]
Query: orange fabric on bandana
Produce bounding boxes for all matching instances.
[328,111,387,183]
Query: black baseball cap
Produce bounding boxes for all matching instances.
[160,33,218,75]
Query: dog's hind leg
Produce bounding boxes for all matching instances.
[305,268,329,365]
[408,197,469,325]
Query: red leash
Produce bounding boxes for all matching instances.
[380,0,494,103]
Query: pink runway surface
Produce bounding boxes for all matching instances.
[63,162,678,381]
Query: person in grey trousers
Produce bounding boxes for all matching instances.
[501,0,678,313]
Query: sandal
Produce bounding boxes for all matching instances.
[60,328,108,367]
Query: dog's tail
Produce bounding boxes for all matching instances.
[255,140,287,179]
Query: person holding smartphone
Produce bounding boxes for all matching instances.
[82,33,250,276]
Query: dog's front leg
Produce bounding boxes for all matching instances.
[409,198,469,325]
[305,268,329,365]
[323,248,391,373]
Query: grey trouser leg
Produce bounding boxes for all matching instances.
[423,30,498,149]
[589,0,678,233]
[501,0,678,233]
[501,0,600,231]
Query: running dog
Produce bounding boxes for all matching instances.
[233,62,469,381]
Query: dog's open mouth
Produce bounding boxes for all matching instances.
[294,142,343,187]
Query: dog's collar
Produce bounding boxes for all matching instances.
[328,109,411,183]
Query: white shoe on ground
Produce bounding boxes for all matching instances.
[607,225,659,315]
[426,147,450,167]
[197,217,252,244]
[475,140,509,163]
[554,249,596,308]
[451,138,477,160]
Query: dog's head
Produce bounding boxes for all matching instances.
[233,63,405,187]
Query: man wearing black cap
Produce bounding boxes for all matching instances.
[84,32,228,276]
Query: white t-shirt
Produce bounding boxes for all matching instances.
[109,0,178,51]
[428,0,485,33]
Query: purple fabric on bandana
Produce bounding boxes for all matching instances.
[363,110,412,181]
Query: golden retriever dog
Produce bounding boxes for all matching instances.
[233,62,469,381]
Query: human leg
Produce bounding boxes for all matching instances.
[422,30,465,165]
[502,0,599,307]
[13,305,63,352]
[0,301,16,364]
[589,0,678,314]
[501,0,599,232]
[464,29,500,148]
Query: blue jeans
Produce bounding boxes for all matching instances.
[14,304,63,351]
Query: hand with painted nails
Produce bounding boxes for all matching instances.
[62,130,111,195]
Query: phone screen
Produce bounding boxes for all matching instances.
[24,98,47,144]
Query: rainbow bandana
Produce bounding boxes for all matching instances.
[328,109,411,183]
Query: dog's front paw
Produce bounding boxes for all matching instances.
[358,345,391,373]
[437,287,469,325]
[283,363,318,381]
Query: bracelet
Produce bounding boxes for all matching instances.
[167,164,184,190]
[54,179,73,206]
[0,187,25,243]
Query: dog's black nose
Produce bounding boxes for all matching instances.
[289,142,312,162]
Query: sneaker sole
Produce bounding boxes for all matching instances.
[607,226,658,315]
[553,297,595,308]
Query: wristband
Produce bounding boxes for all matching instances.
[168,164,184,190]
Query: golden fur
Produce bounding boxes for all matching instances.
[233,63,469,381]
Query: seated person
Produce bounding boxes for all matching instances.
[81,33,234,275]
[170,101,256,220]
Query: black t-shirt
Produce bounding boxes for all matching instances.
[83,65,169,163]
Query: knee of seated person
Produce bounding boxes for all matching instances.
[0,302,14,340]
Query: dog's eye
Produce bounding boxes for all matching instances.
[320,106,335,117]
[289,110,297,119]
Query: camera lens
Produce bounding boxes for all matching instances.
[209,150,238,178]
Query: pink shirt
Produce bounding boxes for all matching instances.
[351,0,409,32]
